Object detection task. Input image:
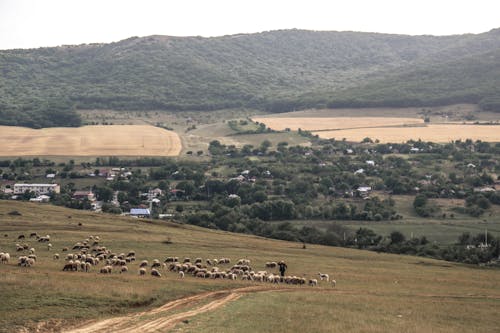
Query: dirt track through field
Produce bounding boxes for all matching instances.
[63,286,276,333]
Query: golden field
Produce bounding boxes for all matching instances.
[0,125,182,156]
[252,117,424,131]
[313,124,500,143]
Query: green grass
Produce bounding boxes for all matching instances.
[1,201,499,332]
[177,290,500,333]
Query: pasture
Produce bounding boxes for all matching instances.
[1,201,499,333]
[0,125,182,157]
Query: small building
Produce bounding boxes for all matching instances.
[130,208,151,218]
[73,190,96,201]
[14,183,60,195]
[357,186,372,197]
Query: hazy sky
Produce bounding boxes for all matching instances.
[1,0,499,50]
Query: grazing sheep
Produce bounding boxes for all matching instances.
[62,247,68,252]
[38,235,50,242]
[318,273,329,282]
[331,279,337,287]
[151,259,161,268]
[17,234,25,240]
[265,261,277,268]
[139,267,147,275]
[29,248,35,254]
[151,268,161,277]
[47,243,52,251]
[179,271,185,279]
[53,253,60,260]
[100,266,112,274]
[0,252,10,264]
[308,279,318,286]
[62,261,77,271]
[126,251,135,257]
[183,258,191,263]
[84,262,92,272]
[29,232,38,238]
[139,260,148,268]
[237,259,250,265]
[120,266,128,274]
[194,258,202,264]
[206,259,212,266]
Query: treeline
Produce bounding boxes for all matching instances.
[0,99,81,128]
[352,228,500,265]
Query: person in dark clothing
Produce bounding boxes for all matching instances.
[278,260,287,277]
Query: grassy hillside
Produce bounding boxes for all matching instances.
[0,201,499,332]
[2,29,500,127]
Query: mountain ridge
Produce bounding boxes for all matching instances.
[1,28,500,127]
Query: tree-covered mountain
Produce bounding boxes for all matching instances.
[1,28,500,127]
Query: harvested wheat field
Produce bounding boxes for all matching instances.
[252,117,424,131]
[314,124,500,143]
[0,125,182,156]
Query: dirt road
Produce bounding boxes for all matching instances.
[63,286,275,333]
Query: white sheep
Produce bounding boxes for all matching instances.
[53,253,60,260]
[84,262,92,272]
[120,266,128,273]
[0,252,10,264]
[179,271,185,279]
[318,272,329,282]
[29,247,35,254]
[139,267,147,275]
[151,268,161,277]
[309,279,318,286]
[331,279,337,287]
[47,243,52,250]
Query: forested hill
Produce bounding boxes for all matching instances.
[1,28,500,127]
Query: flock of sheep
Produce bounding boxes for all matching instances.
[1,232,336,288]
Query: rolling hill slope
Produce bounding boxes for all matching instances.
[0,201,499,332]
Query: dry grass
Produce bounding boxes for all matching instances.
[252,117,424,131]
[1,201,499,332]
[313,124,500,143]
[0,125,182,156]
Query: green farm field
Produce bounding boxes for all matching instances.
[1,201,499,332]
[289,195,500,245]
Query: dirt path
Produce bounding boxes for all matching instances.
[63,286,279,333]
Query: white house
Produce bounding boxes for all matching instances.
[14,183,60,195]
